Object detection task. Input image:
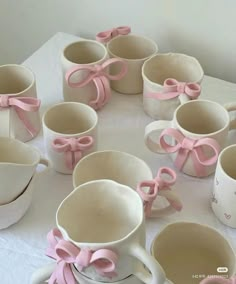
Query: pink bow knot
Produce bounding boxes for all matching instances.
[0,95,40,137]
[46,228,118,284]
[96,26,131,43]
[137,167,178,217]
[146,78,201,100]
[66,58,128,110]
[160,128,220,177]
[52,136,94,170]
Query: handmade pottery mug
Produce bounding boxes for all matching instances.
[107,34,158,94]
[73,150,183,218]
[211,144,236,228]
[61,40,127,110]
[0,137,50,205]
[142,53,204,120]
[151,222,236,284]
[42,102,98,174]
[32,180,167,284]
[144,100,236,177]
[0,64,41,142]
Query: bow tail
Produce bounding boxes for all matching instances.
[73,151,83,169]
[49,262,76,284]
[14,107,37,137]
[90,77,106,110]
[191,148,208,177]
[174,148,190,171]
[65,151,74,170]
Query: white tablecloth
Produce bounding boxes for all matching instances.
[0,32,236,284]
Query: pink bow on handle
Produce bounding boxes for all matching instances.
[66,58,128,110]
[146,78,201,100]
[160,128,220,177]
[0,96,40,137]
[46,228,118,284]
[52,136,94,170]
[200,276,236,284]
[96,26,131,43]
[137,167,181,217]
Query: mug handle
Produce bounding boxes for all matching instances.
[144,120,172,153]
[149,190,183,218]
[224,102,236,130]
[31,263,55,284]
[36,157,52,174]
[128,243,166,284]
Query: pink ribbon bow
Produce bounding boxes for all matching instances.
[0,96,40,137]
[160,128,220,177]
[136,167,181,217]
[96,26,131,43]
[146,78,201,100]
[66,58,128,110]
[200,276,236,284]
[46,228,118,284]
[52,136,94,170]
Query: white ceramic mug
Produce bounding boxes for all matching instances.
[72,150,183,218]
[0,64,41,142]
[42,102,98,174]
[0,166,51,230]
[144,100,236,177]
[61,40,127,110]
[35,180,167,284]
[151,222,236,284]
[107,34,158,94]
[211,144,236,228]
[142,53,204,120]
[0,137,50,205]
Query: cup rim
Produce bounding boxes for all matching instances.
[42,102,98,136]
[56,179,144,246]
[218,144,236,182]
[142,52,204,87]
[0,137,41,167]
[150,221,236,274]
[107,34,158,62]
[0,64,35,96]
[173,99,230,137]
[72,149,153,187]
[62,39,108,65]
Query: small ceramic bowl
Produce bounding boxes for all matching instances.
[0,174,35,229]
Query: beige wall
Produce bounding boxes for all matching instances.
[1,0,236,83]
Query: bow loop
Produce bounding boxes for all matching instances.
[96,26,131,43]
[0,95,40,137]
[52,136,94,170]
[200,276,236,284]
[66,58,127,110]
[160,128,220,177]
[0,96,9,108]
[146,78,201,100]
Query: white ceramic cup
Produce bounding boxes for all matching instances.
[211,144,236,228]
[144,100,236,177]
[107,34,158,94]
[142,53,204,120]
[151,222,236,284]
[42,102,98,174]
[0,137,50,205]
[72,150,183,218]
[61,40,127,110]
[0,64,41,142]
[40,180,167,284]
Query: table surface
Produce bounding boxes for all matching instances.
[1,32,236,284]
